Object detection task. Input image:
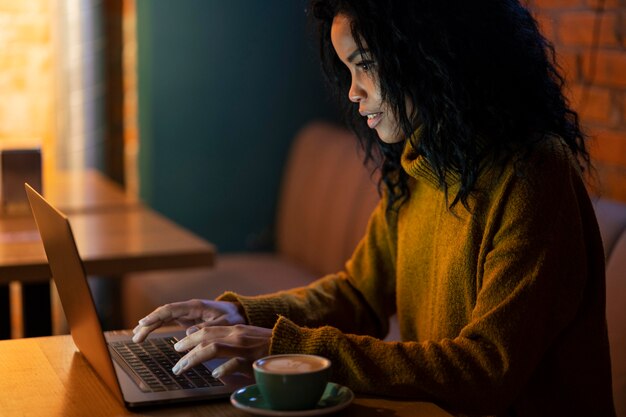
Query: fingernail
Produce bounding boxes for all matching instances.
[131,334,139,343]
[174,360,188,375]
[187,326,199,335]
[212,367,223,379]
[174,341,183,351]
[138,318,147,325]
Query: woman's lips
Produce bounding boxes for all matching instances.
[365,112,383,129]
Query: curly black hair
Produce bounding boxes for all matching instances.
[309,0,590,210]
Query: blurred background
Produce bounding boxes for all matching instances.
[0,0,624,253]
[1,0,626,337]
[0,0,338,255]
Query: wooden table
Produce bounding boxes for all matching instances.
[41,169,139,214]
[0,170,214,338]
[0,207,215,284]
[0,335,453,417]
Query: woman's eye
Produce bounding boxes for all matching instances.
[356,60,375,72]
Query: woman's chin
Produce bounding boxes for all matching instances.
[377,131,404,144]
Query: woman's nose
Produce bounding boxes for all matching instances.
[348,79,365,103]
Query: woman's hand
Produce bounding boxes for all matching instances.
[131,299,246,343]
[172,324,272,378]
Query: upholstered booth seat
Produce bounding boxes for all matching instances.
[122,255,317,322]
[122,121,380,328]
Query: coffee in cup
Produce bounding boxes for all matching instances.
[253,354,331,410]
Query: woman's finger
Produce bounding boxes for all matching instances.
[211,357,252,379]
[173,341,256,375]
[171,341,211,375]
[139,301,197,325]
[131,320,163,343]
[173,326,232,351]
[185,325,200,336]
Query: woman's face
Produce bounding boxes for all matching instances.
[331,14,405,144]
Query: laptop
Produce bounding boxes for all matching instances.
[25,183,253,408]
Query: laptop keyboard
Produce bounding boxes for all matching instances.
[110,337,224,393]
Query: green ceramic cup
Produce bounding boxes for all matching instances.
[253,354,332,410]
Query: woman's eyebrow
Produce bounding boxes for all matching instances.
[347,48,370,63]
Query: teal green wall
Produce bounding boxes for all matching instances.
[136,1,338,252]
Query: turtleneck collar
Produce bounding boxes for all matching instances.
[400,127,462,189]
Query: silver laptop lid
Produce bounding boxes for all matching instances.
[25,183,124,402]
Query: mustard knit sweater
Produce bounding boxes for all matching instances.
[219,138,615,416]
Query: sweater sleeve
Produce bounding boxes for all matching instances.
[252,146,606,415]
[217,199,398,339]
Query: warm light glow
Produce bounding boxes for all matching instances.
[55,0,103,171]
[0,0,55,172]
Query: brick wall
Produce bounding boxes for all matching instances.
[528,0,626,202]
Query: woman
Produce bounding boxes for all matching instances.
[133,1,615,415]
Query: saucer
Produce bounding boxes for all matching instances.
[230,382,354,416]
